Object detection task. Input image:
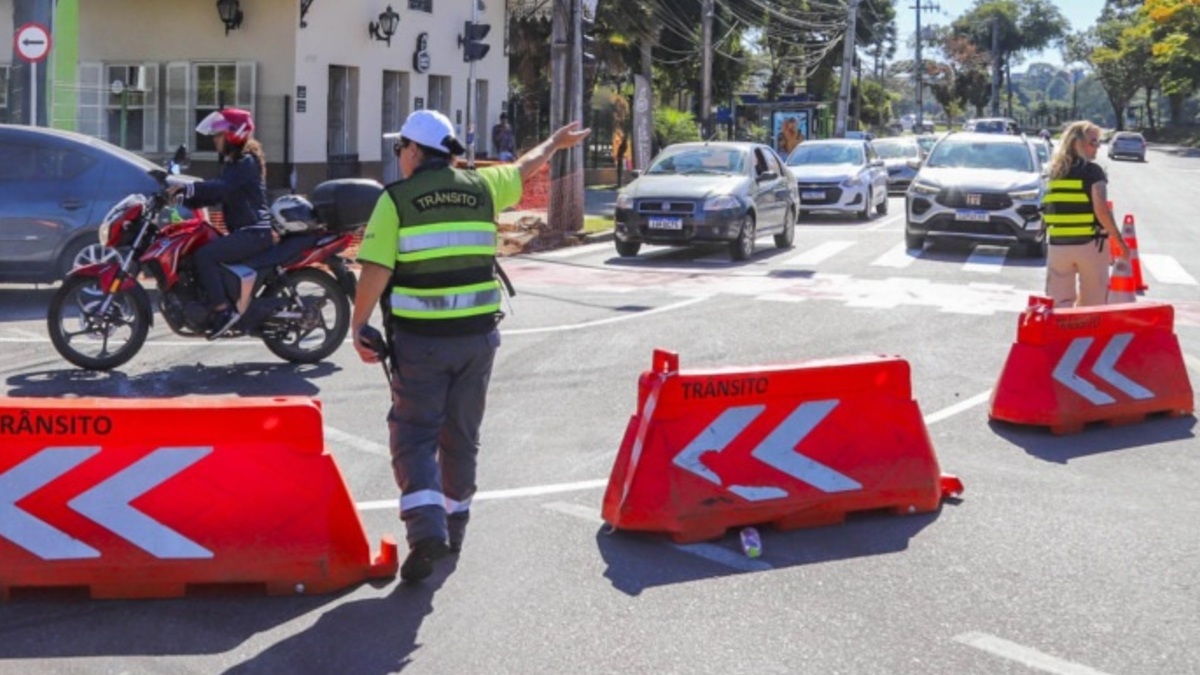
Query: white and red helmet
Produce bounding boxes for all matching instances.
[196,108,255,146]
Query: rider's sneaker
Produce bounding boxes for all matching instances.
[399,537,450,583]
[206,308,241,340]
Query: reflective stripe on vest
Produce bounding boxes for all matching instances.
[1043,176,1096,239]
[390,281,502,320]
[397,222,498,263]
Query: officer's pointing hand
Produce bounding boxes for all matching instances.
[551,121,591,151]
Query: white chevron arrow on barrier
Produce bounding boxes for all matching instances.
[1052,334,1154,405]
[672,401,860,502]
[0,446,213,560]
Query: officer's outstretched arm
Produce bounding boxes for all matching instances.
[514,121,592,182]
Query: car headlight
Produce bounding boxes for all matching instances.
[1008,186,1041,201]
[909,180,940,197]
[704,195,742,211]
[841,175,863,188]
[615,192,634,210]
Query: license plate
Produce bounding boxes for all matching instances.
[648,217,682,230]
[801,191,825,200]
[955,209,990,223]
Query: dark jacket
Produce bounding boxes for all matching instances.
[186,153,271,232]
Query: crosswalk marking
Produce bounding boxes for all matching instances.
[870,243,919,268]
[1140,254,1198,286]
[782,241,856,266]
[962,247,1009,274]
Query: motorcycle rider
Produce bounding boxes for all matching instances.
[167,108,274,338]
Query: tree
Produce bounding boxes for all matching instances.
[1087,0,1154,130]
[1144,0,1200,124]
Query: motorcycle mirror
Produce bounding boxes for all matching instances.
[172,145,190,169]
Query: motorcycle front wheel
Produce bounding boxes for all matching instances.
[261,268,350,364]
[47,276,151,370]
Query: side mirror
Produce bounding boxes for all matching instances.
[757,170,779,181]
[870,159,885,168]
[630,169,641,180]
[906,159,922,170]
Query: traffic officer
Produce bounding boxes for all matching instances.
[1042,120,1128,308]
[352,109,590,582]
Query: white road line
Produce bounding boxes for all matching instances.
[543,502,773,573]
[355,480,609,512]
[1140,254,1199,286]
[782,241,855,266]
[870,242,919,268]
[325,426,389,457]
[924,390,993,426]
[954,632,1114,675]
[532,241,613,260]
[962,247,1008,274]
[866,212,905,231]
[504,296,710,335]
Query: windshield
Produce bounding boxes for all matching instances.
[646,147,746,175]
[1033,141,1049,163]
[786,143,864,167]
[873,141,919,160]
[924,139,1034,172]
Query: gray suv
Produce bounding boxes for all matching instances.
[905,132,1046,257]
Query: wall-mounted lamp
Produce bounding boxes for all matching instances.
[369,5,400,46]
[217,0,243,36]
[300,0,315,28]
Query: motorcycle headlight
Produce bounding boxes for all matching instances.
[616,192,634,210]
[910,180,940,197]
[98,222,111,246]
[1008,186,1041,201]
[704,195,742,211]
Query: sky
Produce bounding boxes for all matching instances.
[892,0,1105,71]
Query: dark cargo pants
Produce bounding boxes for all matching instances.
[387,327,499,546]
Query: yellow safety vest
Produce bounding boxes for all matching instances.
[1042,178,1099,244]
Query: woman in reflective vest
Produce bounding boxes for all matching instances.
[350,109,590,583]
[1042,121,1128,308]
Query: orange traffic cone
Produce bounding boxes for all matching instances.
[1108,258,1137,304]
[1122,214,1148,292]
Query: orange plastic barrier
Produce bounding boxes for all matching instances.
[601,350,962,544]
[1108,258,1137,304]
[0,397,397,600]
[990,296,1194,434]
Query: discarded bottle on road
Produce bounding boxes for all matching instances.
[739,527,762,558]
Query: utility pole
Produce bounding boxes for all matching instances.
[549,0,585,234]
[466,0,479,166]
[911,0,939,130]
[990,17,1001,117]
[835,0,859,138]
[700,0,714,138]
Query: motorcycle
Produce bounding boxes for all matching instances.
[47,159,383,371]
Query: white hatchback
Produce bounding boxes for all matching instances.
[786,139,889,220]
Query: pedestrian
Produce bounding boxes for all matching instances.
[352,109,590,582]
[492,112,516,161]
[167,108,274,338]
[1042,120,1128,308]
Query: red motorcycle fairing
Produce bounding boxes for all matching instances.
[140,217,221,289]
[283,233,356,271]
[68,261,139,293]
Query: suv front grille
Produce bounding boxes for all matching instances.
[938,190,1011,210]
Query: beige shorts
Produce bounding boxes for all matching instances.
[1046,240,1109,308]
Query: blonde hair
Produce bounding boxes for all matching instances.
[1048,121,1099,179]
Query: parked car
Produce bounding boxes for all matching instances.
[905,132,1046,257]
[872,137,924,193]
[0,125,197,284]
[785,139,888,220]
[613,141,798,261]
[1108,131,1147,162]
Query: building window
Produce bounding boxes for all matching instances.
[408,0,432,12]
[78,62,158,152]
[427,75,451,118]
[192,62,256,154]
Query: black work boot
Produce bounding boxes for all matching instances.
[400,537,450,582]
[448,519,468,554]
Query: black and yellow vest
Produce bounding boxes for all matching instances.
[1042,168,1099,245]
[383,164,501,336]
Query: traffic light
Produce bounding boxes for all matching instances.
[579,11,596,65]
[460,21,491,62]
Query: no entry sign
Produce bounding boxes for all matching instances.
[14,23,51,64]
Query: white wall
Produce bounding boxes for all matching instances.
[294,1,509,163]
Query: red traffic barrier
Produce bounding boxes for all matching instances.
[0,397,397,600]
[601,350,962,544]
[1108,258,1137,304]
[990,296,1194,434]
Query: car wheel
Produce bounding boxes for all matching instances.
[615,239,642,258]
[905,229,924,251]
[730,214,756,261]
[858,190,872,221]
[876,194,889,215]
[774,207,795,249]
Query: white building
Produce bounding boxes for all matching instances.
[3,0,510,192]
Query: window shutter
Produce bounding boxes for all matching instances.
[140,62,160,152]
[165,62,190,151]
[77,62,104,138]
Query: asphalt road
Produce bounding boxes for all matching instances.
[1,142,1198,675]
